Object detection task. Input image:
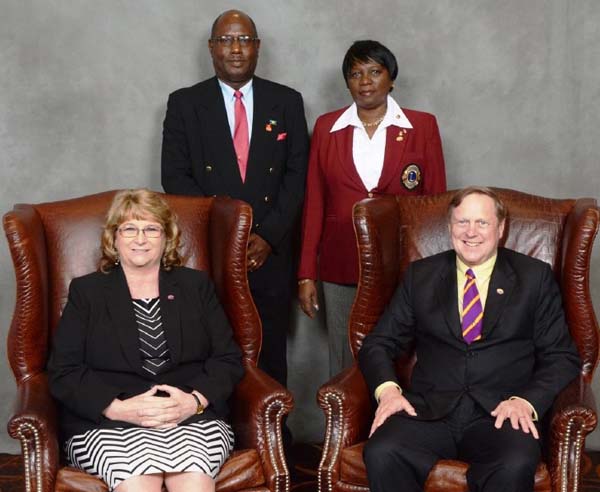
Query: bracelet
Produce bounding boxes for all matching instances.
[298,278,313,285]
[191,392,204,415]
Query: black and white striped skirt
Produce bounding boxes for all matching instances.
[66,420,234,491]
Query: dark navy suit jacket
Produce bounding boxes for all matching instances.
[359,248,581,420]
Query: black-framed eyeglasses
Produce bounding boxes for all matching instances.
[118,225,163,238]
[210,35,259,47]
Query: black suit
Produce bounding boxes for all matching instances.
[161,76,309,386]
[358,248,580,492]
[48,267,244,442]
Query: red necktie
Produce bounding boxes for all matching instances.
[233,90,249,182]
[462,269,483,343]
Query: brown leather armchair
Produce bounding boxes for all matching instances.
[4,191,293,492]
[317,188,599,492]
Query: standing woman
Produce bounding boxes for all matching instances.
[48,189,243,492]
[298,40,446,377]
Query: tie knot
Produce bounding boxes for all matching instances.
[466,268,476,280]
[234,90,243,100]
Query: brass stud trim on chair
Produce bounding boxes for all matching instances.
[17,422,42,492]
[266,399,290,492]
[558,417,586,492]
[573,426,584,492]
[318,392,344,492]
[559,419,573,492]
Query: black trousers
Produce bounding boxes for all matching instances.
[363,395,541,492]
[248,245,293,388]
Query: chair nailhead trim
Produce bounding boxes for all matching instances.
[318,392,344,492]
[266,399,290,492]
[17,422,42,492]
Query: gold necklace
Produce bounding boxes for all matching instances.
[360,115,385,128]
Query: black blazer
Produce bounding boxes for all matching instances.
[48,266,244,441]
[161,76,309,253]
[358,248,581,421]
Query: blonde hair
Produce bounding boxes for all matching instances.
[99,189,183,273]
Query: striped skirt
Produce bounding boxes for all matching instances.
[66,420,234,491]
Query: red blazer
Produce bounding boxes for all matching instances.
[298,106,446,285]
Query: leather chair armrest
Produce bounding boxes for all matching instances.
[7,372,59,492]
[231,364,293,492]
[546,375,598,492]
[561,199,600,378]
[317,364,372,489]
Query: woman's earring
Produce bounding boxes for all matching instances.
[115,255,120,266]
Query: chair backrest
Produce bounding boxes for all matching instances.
[4,191,261,384]
[350,188,600,384]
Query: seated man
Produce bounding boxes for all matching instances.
[358,186,581,492]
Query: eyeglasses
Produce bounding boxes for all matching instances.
[118,225,163,238]
[210,35,259,47]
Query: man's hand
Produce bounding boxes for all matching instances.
[370,386,417,437]
[298,279,318,318]
[490,398,539,439]
[247,233,272,272]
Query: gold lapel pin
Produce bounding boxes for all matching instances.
[396,128,407,142]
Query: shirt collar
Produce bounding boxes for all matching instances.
[218,78,253,101]
[456,253,498,280]
[330,95,413,133]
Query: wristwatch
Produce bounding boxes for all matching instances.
[191,393,204,415]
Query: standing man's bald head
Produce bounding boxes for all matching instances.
[211,10,258,38]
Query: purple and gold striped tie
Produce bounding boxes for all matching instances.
[462,269,483,343]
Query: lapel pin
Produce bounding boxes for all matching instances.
[265,119,278,132]
[167,294,175,300]
[496,288,504,295]
[396,128,408,141]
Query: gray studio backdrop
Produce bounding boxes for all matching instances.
[1,0,599,453]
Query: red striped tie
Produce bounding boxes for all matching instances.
[462,269,483,343]
[233,90,249,182]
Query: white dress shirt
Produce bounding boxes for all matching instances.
[330,95,412,191]
[218,79,254,143]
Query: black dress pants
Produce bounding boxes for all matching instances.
[248,245,293,389]
[363,395,541,492]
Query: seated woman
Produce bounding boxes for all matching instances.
[48,188,244,492]
[298,40,447,377]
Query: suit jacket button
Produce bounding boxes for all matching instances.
[264,195,270,202]
[255,223,260,229]
[205,165,212,172]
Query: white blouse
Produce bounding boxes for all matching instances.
[330,95,412,191]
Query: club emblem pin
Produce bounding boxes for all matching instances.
[401,163,421,190]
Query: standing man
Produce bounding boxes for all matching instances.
[359,187,581,492]
[161,10,309,389]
